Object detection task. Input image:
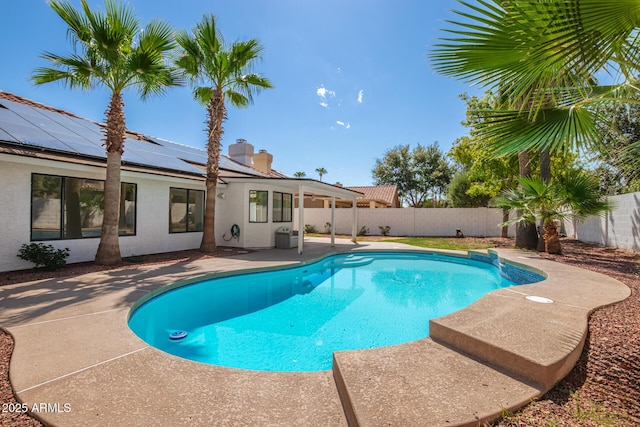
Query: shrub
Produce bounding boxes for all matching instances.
[304,224,318,234]
[379,225,391,236]
[17,243,70,271]
[357,226,369,236]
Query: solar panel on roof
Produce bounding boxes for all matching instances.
[0,127,19,143]
[46,130,105,157]
[1,95,209,175]
[219,155,263,175]
[123,138,204,174]
[146,136,208,164]
[0,108,77,152]
[35,108,104,141]
[62,114,105,136]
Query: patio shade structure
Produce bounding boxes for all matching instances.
[221,177,362,254]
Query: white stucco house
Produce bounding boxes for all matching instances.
[0,91,361,273]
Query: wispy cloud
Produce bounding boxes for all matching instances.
[357,89,364,104]
[316,85,336,108]
[336,120,351,129]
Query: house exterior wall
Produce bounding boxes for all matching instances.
[295,207,512,237]
[217,182,294,249]
[0,153,206,272]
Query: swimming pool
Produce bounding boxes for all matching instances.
[128,251,541,371]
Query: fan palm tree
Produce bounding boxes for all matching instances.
[32,0,181,265]
[431,0,640,157]
[293,171,306,178]
[315,167,327,181]
[175,14,273,253]
[492,173,612,254]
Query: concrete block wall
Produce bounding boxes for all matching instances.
[295,207,509,237]
[566,192,640,252]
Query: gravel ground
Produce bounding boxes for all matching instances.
[494,240,640,427]
[1,239,638,426]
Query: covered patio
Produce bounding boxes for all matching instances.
[220,177,363,254]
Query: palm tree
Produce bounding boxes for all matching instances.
[315,167,327,181]
[293,171,306,178]
[492,173,611,254]
[175,15,273,253]
[431,0,640,157]
[32,0,181,265]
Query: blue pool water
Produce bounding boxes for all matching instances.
[128,252,525,371]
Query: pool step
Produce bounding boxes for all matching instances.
[332,290,592,426]
[332,338,542,426]
[324,256,375,269]
[429,289,588,390]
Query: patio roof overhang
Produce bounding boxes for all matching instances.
[221,177,363,254]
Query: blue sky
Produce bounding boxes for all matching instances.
[1,0,481,186]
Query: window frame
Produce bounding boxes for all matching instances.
[169,187,205,233]
[272,191,293,223]
[30,173,137,241]
[249,190,269,223]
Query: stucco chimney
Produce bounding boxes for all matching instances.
[253,149,273,174]
[228,138,254,166]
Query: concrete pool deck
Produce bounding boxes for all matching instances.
[0,238,630,426]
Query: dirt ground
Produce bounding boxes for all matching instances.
[1,239,638,426]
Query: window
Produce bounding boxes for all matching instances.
[249,190,268,223]
[169,188,204,233]
[31,173,136,241]
[273,192,292,222]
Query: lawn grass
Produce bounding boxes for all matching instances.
[382,237,497,250]
[306,233,503,251]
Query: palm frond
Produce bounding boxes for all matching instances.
[431,0,640,113]
[193,86,215,105]
[174,14,272,109]
[139,19,176,54]
[478,102,611,155]
[225,89,250,108]
[48,0,92,46]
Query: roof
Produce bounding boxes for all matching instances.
[0,91,287,179]
[346,185,399,207]
[223,176,363,199]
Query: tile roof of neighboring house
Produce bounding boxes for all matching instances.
[0,91,288,179]
[346,185,399,207]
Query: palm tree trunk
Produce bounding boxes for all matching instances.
[537,148,552,252]
[501,208,509,238]
[200,88,226,253]
[515,151,538,249]
[95,93,125,265]
[543,218,562,254]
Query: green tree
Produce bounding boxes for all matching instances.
[592,99,640,194]
[431,0,640,159]
[492,173,611,254]
[447,171,492,208]
[421,142,455,206]
[449,93,520,202]
[372,143,453,207]
[175,15,273,252]
[315,167,327,181]
[32,0,181,265]
[293,171,306,178]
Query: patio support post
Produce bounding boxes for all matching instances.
[331,196,336,247]
[298,183,304,254]
[351,198,357,243]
